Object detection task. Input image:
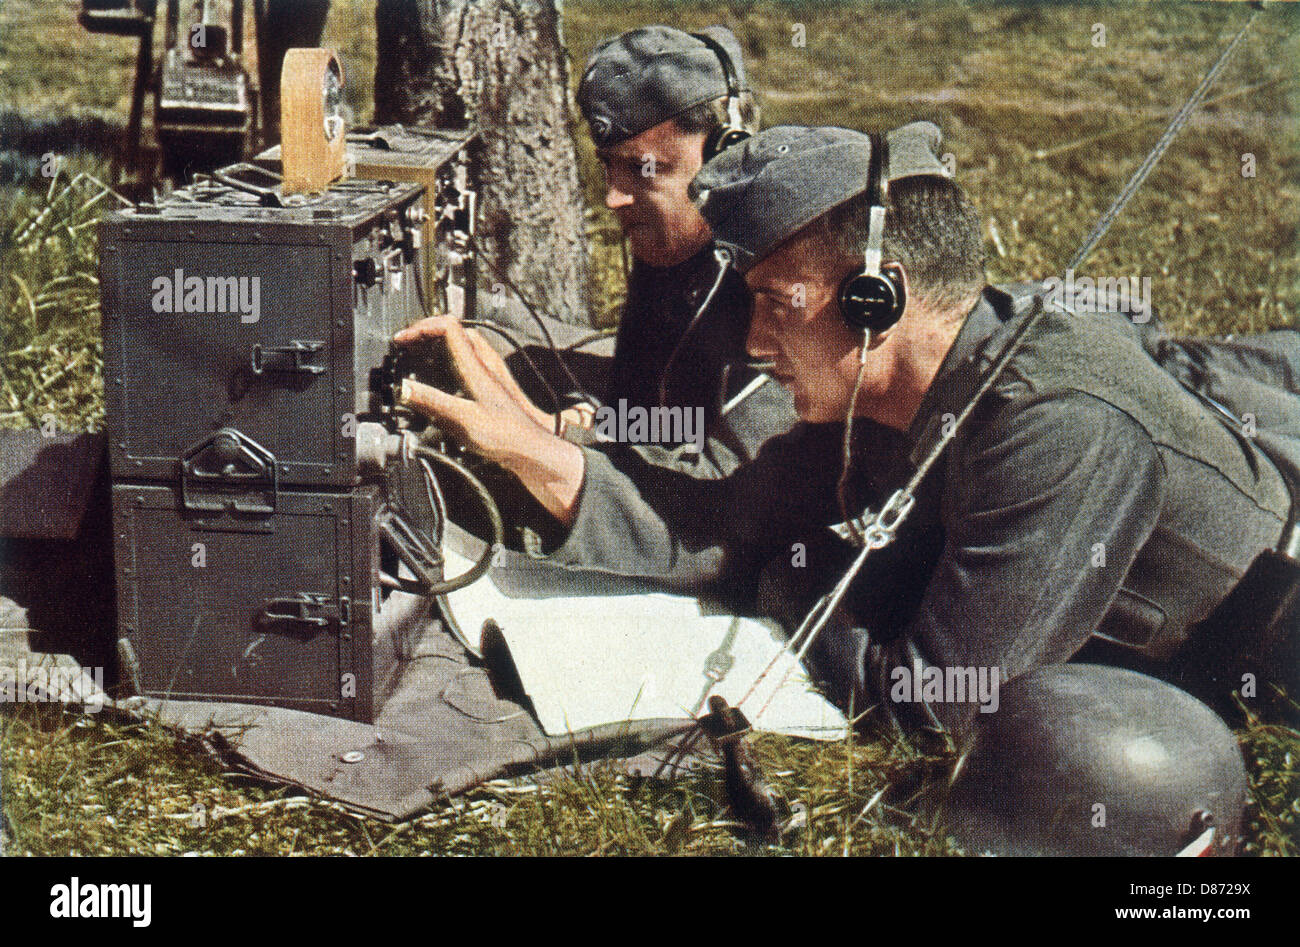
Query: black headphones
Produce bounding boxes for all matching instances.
[690,32,751,162]
[837,132,906,335]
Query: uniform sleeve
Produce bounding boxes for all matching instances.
[544,445,732,588]
[540,380,801,585]
[834,388,1168,733]
[543,415,822,595]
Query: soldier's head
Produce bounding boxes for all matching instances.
[692,124,985,424]
[578,26,760,267]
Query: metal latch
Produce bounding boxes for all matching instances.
[259,593,349,632]
[251,340,326,375]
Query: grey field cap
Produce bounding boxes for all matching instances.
[577,25,748,148]
[690,121,951,272]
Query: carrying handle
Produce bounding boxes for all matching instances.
[210,162,285,207]
[179,427,278,515]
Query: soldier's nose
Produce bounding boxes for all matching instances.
[745,314,778,362]
[605,184,633,211]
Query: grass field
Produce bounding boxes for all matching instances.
[1,0,1298,856]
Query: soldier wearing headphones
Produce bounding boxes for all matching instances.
[681,123,1300,854]
[398,25,803,474]
[402,120,1300,853]
[577,26,764,433]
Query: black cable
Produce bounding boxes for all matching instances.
[466,232,599,405]
[420,452,448,548]
[657,247,732,408]
[460,319,563,416]
[561,328,619,351]
[836,343,873,546]
[405,445,503,595]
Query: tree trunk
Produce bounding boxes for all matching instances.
[374,0,590,326]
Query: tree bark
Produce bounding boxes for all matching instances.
[374,0,590,326]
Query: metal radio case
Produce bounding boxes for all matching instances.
[256,124,476,308]
[99,174,425,487]
[111,480,431,722]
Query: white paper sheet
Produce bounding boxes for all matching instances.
[439,525,847,740]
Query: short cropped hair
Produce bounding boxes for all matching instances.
[806,175,986,312]
[671,91,760,142]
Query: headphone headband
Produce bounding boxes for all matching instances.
[863,132,888,277]
[691,31,751,161]
[689,31,743,99]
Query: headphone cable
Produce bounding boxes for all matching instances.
[837,335,872,546]
[459,319,565,434]
[466,232,600,407]
[657,247,733,408]
[836,130,889,547]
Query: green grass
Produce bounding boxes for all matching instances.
[1240,708,1300,857]
[5,696,1296,856]
[0,159,126,432]
[2,702,964,856]
[1,0,1298,856]
[564,1,1300,335]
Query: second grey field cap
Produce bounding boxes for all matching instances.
[690,122,950,272]
[577,25,748,148]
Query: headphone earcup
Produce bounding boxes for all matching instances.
[703,126,751,162]
[837,269,905,334]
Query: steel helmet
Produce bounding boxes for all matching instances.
[942,664,1247,856]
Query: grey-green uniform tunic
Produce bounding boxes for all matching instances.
[546,284,1298,731]
[478,242,801,550]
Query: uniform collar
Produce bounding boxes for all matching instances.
[629,241,719,283]
[903,284,1035,461]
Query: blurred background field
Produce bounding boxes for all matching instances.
[1,1,1297,855]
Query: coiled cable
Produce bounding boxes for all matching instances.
[380,445,504,596]
[417,446,503,594]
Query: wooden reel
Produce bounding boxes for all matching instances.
[280,47,348,193]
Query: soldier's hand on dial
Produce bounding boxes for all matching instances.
[392,316,584,524]
[394,316,553,429]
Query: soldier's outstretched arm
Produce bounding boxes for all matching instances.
[543,423,833,593]
[395,316,587,525]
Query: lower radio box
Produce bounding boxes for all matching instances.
[111,481,432,722]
